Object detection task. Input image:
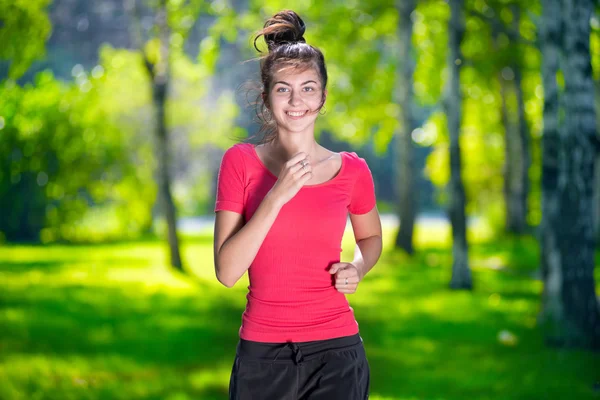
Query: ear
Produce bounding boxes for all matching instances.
[322,89,328,104]
[262,92,270,109]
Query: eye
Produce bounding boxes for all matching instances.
[276,87,289,92]
[303,86,315,92]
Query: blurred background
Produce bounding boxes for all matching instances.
[0,0,599,399]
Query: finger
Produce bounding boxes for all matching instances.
[286,152,308,167]
[336,277,358,286]
[335,278,358,288]
[292,161,312,177]
[334,266,357,279]
[288,159,311,178]
[336,287,356,294]
[329,263,342,274]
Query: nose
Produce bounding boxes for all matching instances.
[288,89,302,106]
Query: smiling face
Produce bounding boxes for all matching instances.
[266,66,326,134]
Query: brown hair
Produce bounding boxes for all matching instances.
[249,10,328,144]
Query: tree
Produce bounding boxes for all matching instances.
[508,4,532,235]
[445,0,473,289]
[539,0,600,349]
[129,0,184,271]
[0,0,51,81]
[466,0,535,234]
[394,0,418,255]
[494,4,531,234]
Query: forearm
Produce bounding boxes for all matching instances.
[216,194,282,287]
[352,235,382,280]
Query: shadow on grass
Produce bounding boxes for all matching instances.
[349,244,598,400]
[0,238,598,400]
[0,255,244,399]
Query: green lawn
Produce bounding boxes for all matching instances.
[0,223,598,400]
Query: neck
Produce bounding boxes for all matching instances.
[271,126,319,162]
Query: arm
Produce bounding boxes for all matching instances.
[214,194,282,288]
[329,206,382,293]
[349,206,383,280]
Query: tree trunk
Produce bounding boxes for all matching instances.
[511,5,531,234]
[593,80,600,241]
[493,22,521,235]
[495,7,530,235]
[127,0,183,272]
[539,0,563,345]
[152,1,184,272]
[540,0,600,349]
[556,0,600,348]
[446,0,472,290]
[394,0,417,255]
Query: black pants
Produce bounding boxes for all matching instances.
[229,333,370,400]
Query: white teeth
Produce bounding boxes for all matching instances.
[287,111,306,117]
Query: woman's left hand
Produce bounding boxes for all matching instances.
[329,262,362,294]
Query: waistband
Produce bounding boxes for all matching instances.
[236,333,363,365]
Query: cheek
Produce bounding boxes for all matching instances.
[308,96,323,109]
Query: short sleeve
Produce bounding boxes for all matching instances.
[214,145,246,214]
[348,157,376,215]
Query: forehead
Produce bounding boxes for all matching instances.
[272,66,321,84]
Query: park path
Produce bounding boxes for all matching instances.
[175,212,482,234]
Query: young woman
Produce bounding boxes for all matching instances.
[213,9,382,400]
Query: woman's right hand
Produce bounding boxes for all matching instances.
[268,152,312,207]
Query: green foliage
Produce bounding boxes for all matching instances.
[0,0,52,80]
[0,69,153,243]
[413,0,450,106]
[0,0,592,240]
[592,13,600,81]
[98,43,239,217]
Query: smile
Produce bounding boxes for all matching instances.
[286,110,308,118]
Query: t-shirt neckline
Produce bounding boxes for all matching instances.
[247,143,346,188]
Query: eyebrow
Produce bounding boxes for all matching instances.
[274,80,318,86]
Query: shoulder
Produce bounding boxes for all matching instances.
[342,151,371,175]
[224,142,253,157]
[219,143,255,181]
[221,142,254,164]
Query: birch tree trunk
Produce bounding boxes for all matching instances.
[555,0,600,348]
[394,0,418,255]
[540,0,566,346]
[446,0,472,289]
[540,0,600,349]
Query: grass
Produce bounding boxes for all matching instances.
[0,222,598,400]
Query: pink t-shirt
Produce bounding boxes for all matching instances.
[214,142,376,343]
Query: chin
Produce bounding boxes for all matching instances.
[285,125,314,134]
[278,119,317,133]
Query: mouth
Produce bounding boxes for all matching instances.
[285,110,309,119]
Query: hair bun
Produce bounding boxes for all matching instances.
[255,10,306,52]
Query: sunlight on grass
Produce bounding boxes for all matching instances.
[0,222,598,399]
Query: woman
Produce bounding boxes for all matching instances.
[213,9,382,400]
